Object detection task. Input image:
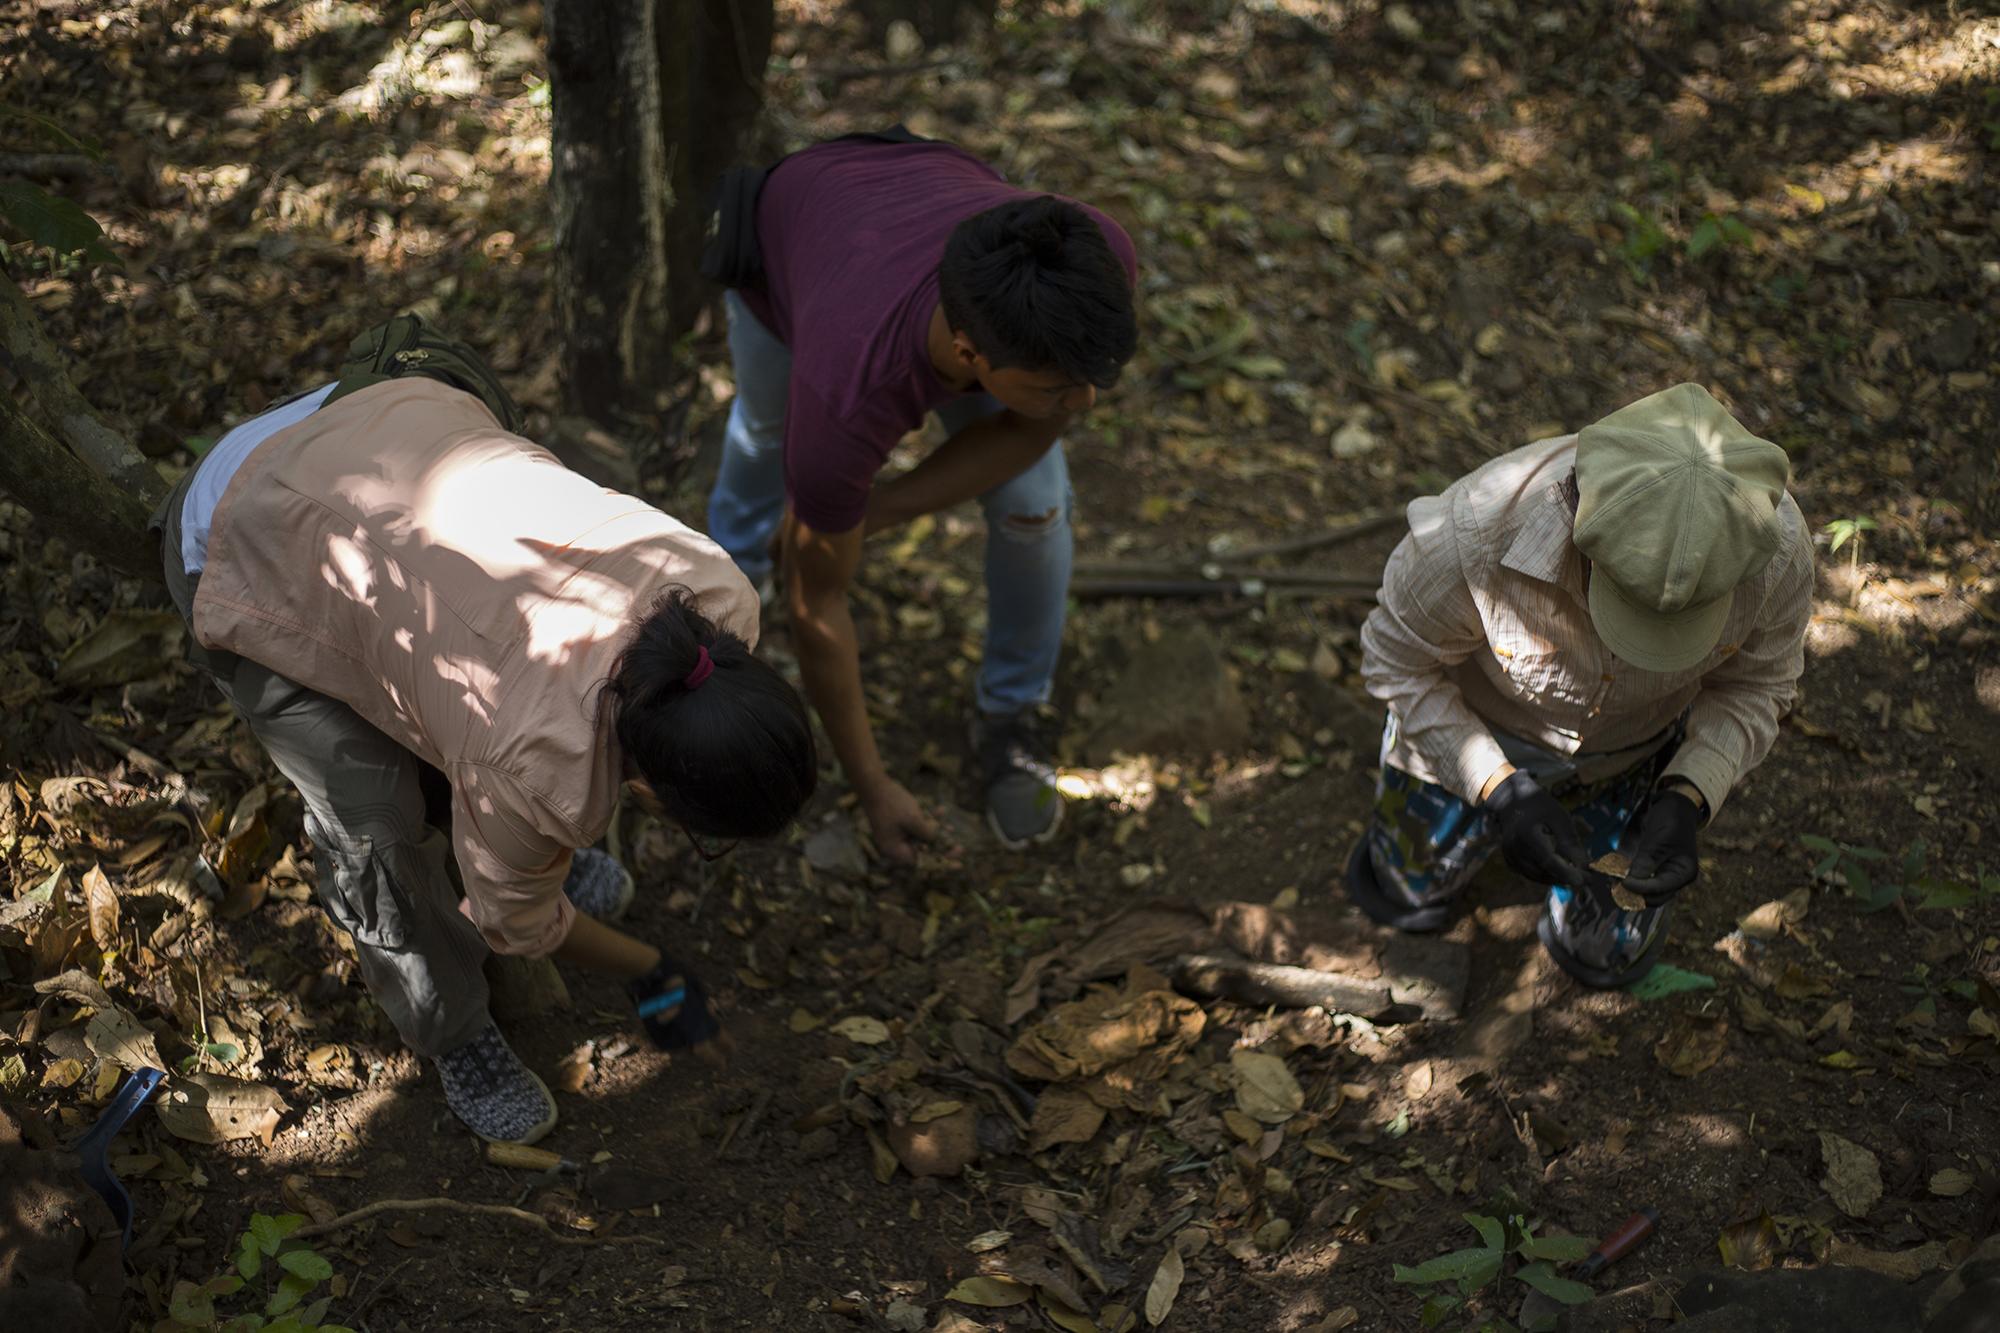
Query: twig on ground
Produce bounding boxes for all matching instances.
[717,1088,773,1161]
[1071,575,1377,600]
[291,1197,663,1247]
[1210,508,1403,561]
[1073,559,1379,587]
[81,724,173,781]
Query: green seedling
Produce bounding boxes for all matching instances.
[161,1212,351,1333]
[1392,1212,1593,1330]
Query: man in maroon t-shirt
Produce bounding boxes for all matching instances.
[707,137,1138,855]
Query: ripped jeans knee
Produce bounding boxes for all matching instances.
[996,502,1068,542]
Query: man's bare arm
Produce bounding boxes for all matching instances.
[783,513,935,861]
[865,409,1066,535]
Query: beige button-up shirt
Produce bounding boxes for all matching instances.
[1360,435,1813,816]
[193,379,761,956]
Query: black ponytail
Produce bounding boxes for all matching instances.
[604,588,816,839]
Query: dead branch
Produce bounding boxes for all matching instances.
[0,383,159,576]
[1,272,169,510]
[289,1196,663,1247]
[1172,953,1391,1018]
[1211,508,1403,561]
[1071,575,1378,600]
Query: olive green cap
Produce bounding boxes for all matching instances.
[1574,384,1791,672]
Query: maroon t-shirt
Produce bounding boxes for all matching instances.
[740,140,1138,533]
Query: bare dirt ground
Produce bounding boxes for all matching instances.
[2,2,1997,1330]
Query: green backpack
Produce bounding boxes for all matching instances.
[322,313,524,435]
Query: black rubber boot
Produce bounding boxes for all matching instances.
[1536,910,1663,990]
[1342,839,1457,932]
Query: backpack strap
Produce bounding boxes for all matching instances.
[698,124,945,292]
[323,313,525,434]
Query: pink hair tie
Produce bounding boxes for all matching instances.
[683,644,716,690]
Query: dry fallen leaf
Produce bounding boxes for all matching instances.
[945,1275,1034,1308]
[81,863,119,950]
[41,1056,86,1089]
[85,1005,165,1072]
[1038,1289,1098,1333]
[1144,1247,1184,1326]
[1819,1132,1883,1219]
[1929,1167,1974,1198]
[156,1072,288,1145]
[1029,1085,1107,1152]
[1222,1108,1264,1143]
[554,1043,593,1093]
[1716,1210,1777,1271]
[831,1015,891,1045]
[1738,888,1811,939]
[1230,1048,1304,1124]
[1007,989,1205,1084]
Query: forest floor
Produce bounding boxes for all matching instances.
[3,1,1999,1331]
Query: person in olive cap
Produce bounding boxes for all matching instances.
[1342,383,1814,986]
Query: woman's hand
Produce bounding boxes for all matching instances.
[860,776,937,866]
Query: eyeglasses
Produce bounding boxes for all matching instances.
[682,826,739,862]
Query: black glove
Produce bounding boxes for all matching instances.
[1622,789,1703,904]
[1484,770,1589,886]
[628,956,720,1051]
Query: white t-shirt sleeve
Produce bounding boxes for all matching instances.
[181,383,338,574]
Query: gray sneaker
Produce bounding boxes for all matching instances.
[562,846,634,921]
[971,708,1064,849]
[433,1022,559,1145]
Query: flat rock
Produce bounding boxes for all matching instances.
[804,817,868,879]
[1087,626,1250,761]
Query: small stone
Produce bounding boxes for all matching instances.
[804,818,868,879]
[886,1106,979,1178]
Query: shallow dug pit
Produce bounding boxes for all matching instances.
[0,1102,124,1331]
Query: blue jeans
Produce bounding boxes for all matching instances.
[707,291,1072,716]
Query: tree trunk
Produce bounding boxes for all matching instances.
[0,274,168,511]
[0,385,158,576]
[661,1,774,339]
[547,0,774,432]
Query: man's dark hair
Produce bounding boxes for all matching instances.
[604,589,816,840]
[937,196,1136,389]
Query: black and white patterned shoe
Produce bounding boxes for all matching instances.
[433,1023,559,1145]
[562,847,634,922]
